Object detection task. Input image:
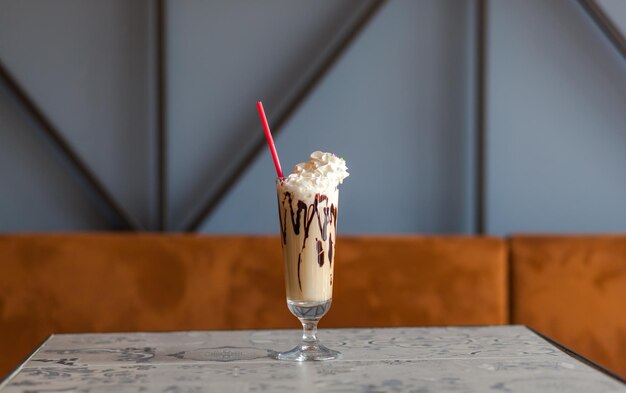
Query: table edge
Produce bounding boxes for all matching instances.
[0,324,520,387]
[18,324,523,338]
[3,326,622,388]
[0,334,54,389]
[528,327,626,385]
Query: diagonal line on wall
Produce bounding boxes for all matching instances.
[183,0,388,232]
[577,0,626,62]
[0,60,141,230]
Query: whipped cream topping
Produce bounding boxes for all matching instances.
[281,151,349,196]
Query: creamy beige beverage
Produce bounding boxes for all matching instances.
[276,151,349,303]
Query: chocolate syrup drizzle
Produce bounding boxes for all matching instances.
[279,191,337,292]
[316,239,324,267]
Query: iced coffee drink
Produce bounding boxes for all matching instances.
[278,185,338,304]
[257,100,349,360]
[274,151,348,360]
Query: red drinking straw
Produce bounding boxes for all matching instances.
[256,101,284,179]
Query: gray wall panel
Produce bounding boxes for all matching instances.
[2,1,625,234]
[166,0,361,229]
[0,84,110,231]
[487,0,626,234]
[597,0,626,38]
[201,0,474,234]
[0,0,155,229]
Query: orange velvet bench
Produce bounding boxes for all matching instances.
[0,234,507,378]
[510,235,626,378]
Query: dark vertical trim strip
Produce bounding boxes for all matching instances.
[184,0,387,232]
[577,0,626,62]
[0,60,140,230]
[157,0,167,231]
[476,0,487,235]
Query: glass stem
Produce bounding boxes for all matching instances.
[300,319,319,344]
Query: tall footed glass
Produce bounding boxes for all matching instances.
[274,179,340,361]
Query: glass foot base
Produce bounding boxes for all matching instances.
[273,342,341,361]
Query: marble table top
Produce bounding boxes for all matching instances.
[1,325,624,393]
